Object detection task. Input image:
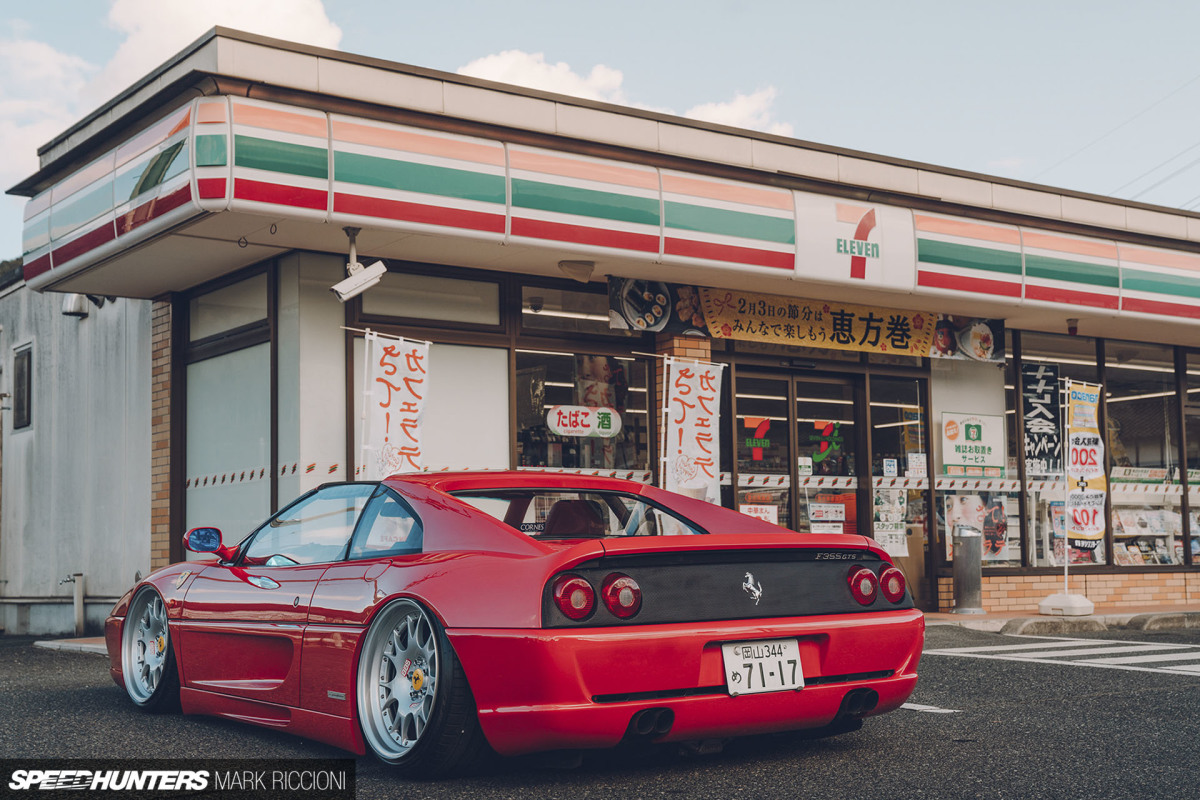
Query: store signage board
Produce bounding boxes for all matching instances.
[940,413,1005,477]
[740,504,779,525]
[793,192,916,290]
[662,358,724,504]
[1065,380,1106,548]
[608,279,1005,362]
[809,502,845,521]
[361,331,430,479]
[546,405,622,438]
[1021,363,1062,475]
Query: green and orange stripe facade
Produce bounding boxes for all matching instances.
[21,96,1200,325]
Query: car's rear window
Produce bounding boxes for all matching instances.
[452,489,705,538]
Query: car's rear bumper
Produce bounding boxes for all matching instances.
[449,609,923,756]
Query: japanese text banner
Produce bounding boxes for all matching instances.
[362,332,430,479]
[662,358,723,504]
[1065,379,1106,548]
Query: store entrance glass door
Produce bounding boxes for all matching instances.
[794,378,859,535]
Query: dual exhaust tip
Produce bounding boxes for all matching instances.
[628,707,675,738]
[838,688,879,718]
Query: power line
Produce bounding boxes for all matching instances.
[1129,153,1200,200]
[1033,71,1200,182]
[1110,139,1200,196]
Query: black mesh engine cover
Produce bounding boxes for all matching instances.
[543,548,913,628]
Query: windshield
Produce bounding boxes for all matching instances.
[452,489,706,538]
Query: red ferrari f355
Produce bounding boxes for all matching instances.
[106,472,923,776]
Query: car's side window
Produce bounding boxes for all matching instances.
[347,486,423,559]
[242,484,376,566]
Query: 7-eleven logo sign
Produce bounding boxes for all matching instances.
[835,205,879,279]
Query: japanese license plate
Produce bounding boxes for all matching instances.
[721,639,803,696]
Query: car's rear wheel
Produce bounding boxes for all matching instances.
[356,599,487,776]
[120,587,180,712]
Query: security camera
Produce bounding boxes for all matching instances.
[528,296,544,313]
[331,260,387,302]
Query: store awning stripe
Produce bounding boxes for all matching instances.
[917,269,1022,297]
[114,106,191,168]
[1118,245,1200,273]
[916,239,1023,275]
[1121,295,1200,319]
[1122,268,1200,300]
[665,237,793,270]
[195,135,228,167]
[914,214,1021,246]
[234,135,328,180]
[662,172,794,211]
[334,150,505,204]
[233,178,328,211]
[1024,254,1120,288]
[333,192,506,234]
[510,148,659,191]
[511,217,659,253]
[231,101,328,138]
[332,118,506,167]
[512,178,661,227]
[1024,284,1119,309]
[1022,230,1119,260]
[663,200,796,245]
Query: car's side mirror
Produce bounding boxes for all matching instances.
[183,527,238,561]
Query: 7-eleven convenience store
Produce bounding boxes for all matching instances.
[4,27,1200,633]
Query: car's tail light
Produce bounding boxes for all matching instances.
[601,573,642,619]
[879,566,907,603]
[552,574,595,620]
[847,567,878,605]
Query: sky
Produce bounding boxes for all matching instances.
[4,0,1200,261]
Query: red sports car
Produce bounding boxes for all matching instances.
[106,472,923,776]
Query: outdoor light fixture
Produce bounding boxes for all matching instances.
[557,260,594,283]
[61,293,89,318]
[332,226,387,302]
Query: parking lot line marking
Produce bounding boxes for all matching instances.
[1002,644,1185,659]
[901,703,960,714]
[1082,651,1200,665]
[924,634,1200,675]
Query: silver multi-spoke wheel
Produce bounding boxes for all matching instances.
[358,600,441,762]
[121,589,176,709]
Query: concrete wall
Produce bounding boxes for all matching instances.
[0,284,151,634]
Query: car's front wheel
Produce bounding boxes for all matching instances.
[120,587,180,712]
[355,599,487,776]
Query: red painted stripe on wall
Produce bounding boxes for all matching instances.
[334,193,505,233]
[234,179,327,211]
[1122,296,1200,319]
[510,217,659,253]
[1024,284,1119,309]
[22,253,51,281]
[52,222,116,266]
[197,178,227,199]
[917,269,1022,297]
[664,237,793,270]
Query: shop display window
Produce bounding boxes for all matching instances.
[1106,342,1183,567]
[869,377,929,560]
[189,272,267,341]
[12,345,31,430]
[515,351,650,475]
[1186,352,1200,562]
[794,380,856,534]
[362,271,500,326]
[735,377,791,529]
[1019,332,1103,567]
[521,286,625,338]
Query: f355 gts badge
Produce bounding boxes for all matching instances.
[742,572,763,605]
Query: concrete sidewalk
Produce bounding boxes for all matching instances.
[29,604,1200,655]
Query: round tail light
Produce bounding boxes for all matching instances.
[601,573,642,619]
[879,566,907,604]
[847,567,879,605]
[552,574,595,621]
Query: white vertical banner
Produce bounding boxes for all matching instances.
[661,357,725,504]
[361,331,431,479]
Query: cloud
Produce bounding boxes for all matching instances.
[684,88,794,137]
[458,50,630,105]
[459,50,793,139]
[93,0,342,105]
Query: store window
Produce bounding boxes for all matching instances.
[870,377,930,561]
[189,272,267,341]
[12,345,31,430]
[1106,342,1183,566]
[1186,352,1200,562]
[362,271,500,326]
[515,350,650,475]
[521,286,624,338]
[1019,332,1101,567]
[735,377,791,529]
